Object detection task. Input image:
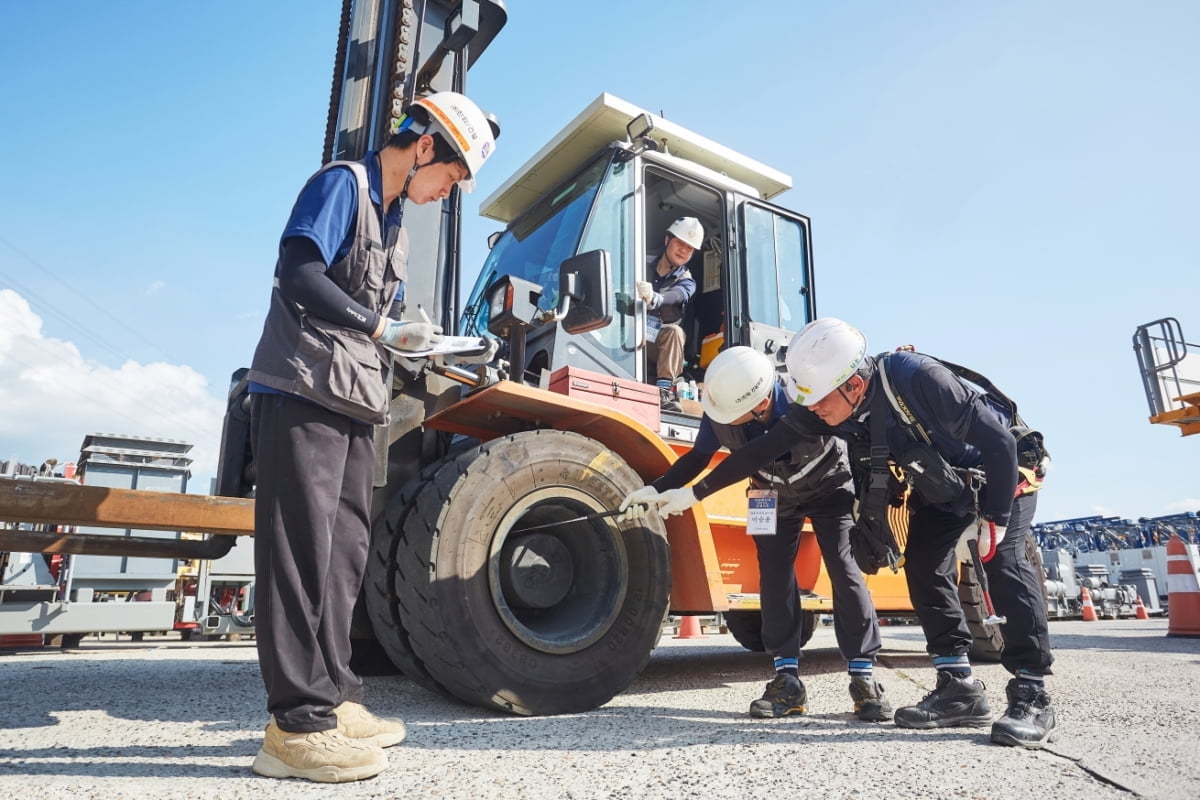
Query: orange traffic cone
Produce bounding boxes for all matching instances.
[1166,533,1200,638]
[1135,595,1150,620]
[1080,586,1098,621]
[674,615,706,639]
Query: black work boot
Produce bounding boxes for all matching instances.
[659,387,682,412]
[749,673,808,718]
[849,676,894,722]
[893,671,991,729]
[991,679,1057,748]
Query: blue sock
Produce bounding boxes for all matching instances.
[657,379,672,390]
[933,654,971,678]
[774,656,799,677]
[848,659,873,679]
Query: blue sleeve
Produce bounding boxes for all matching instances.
[659,270,696,307]
[280,167,358,266]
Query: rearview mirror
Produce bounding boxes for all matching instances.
[558,249,612,335]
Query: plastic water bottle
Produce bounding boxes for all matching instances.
[675,378,690,401]
[688,379,698,401]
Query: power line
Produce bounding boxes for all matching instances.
[0,233,178,364]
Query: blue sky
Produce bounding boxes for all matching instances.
[1,1,1197,522]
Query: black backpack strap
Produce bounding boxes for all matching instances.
[919,353,1024,426]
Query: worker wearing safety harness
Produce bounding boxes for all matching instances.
[644,319,1056,749]
[640,217,701,411]
[245,92,496,782]
[621,347,891,721]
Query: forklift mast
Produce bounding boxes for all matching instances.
[323,0,507,330]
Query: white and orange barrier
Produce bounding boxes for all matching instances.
[1166,533,1200,639]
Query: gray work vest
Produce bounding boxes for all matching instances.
[248,159,407,425]
[710,418,852,506]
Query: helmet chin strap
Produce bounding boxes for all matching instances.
[400,160,424,201]
[750,396,772,423]
[840,376,868,417]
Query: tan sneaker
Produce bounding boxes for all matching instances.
[252,718,387,783]
[334,701,407,748]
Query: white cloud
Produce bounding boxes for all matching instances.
[0,289,223,490]
[142,280,167,295]
[1166,499,1200,514]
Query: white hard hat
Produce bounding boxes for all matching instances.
[784,318,868,405]
[666,217,705,250]
[701,346,777,424]
[408,91,496,193]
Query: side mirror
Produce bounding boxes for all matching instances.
[558,249,612,335]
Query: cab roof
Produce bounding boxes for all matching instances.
[480,93,792,224]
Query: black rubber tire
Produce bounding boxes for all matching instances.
[363,458,451,696]
[724,609,816,652]
[960,532,1046,662]
[367,429,671,715]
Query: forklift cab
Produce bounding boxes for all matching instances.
[459,95,816,420]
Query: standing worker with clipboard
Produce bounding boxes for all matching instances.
[245,92,497,783]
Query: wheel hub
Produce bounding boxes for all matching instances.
[488,489,629,655]
[500,532,574,609]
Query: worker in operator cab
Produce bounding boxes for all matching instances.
[634,318,1056,750]
[621,346,892,722]
[640,216,701,411]
[245,91,497,783]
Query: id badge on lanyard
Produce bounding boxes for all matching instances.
[646,315,662,343]
[746,488,778,535]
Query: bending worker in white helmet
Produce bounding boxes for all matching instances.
[246,92,497,782]
[639,217,702,411]
[632,319,1055,750]
[621,346,892,721]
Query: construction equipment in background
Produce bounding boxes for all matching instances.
[0,435,256,645]
[1031,512,1200,619]
[0,0,1004,712]
[1133,317,1200,435]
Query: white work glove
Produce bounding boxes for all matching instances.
[636,280,663,309]
[656,487,697,518]
[378,319,443,351]
[956,517,1007,563]
[618,486,662,522]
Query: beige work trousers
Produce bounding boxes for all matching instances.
[648,323,685,383]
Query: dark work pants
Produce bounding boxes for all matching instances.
[250,393,375,732]
[903,492,1053,675]
[756,487,882,663]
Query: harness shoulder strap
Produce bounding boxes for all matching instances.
[877,355,933,445]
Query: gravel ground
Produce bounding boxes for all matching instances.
[1,618,1197,799]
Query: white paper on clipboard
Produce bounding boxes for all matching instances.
[383,335,490,359]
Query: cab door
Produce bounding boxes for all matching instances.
[735,200,816,355]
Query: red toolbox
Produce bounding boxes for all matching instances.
[547,366,661,431]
